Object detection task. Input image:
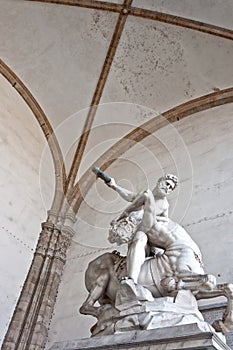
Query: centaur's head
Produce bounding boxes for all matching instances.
[108,217,137,245]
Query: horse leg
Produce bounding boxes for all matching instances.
[79,269,110,317]
[177,272,216,291]
[161,273,216,293]
[196,283,233,334]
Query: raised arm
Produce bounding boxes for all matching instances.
[120,191,145,215]
[108,178,137,202]
[92,167,137,202]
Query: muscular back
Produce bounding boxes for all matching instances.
[148,219,201,255]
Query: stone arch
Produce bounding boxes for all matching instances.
[0,58,66,215]
[71,87,233,213]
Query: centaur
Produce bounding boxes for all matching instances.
[80,169,233,334]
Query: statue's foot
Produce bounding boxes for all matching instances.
[115,277,154,311]
[115,279,141,311]
[120,277,154,301]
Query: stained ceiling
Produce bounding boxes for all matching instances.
[0,0,233,214]
[0,0,233,345]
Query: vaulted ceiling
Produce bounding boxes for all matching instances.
[1,0,233,346]
[1,0,233,218]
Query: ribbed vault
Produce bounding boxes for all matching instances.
[71,87,233,213]
[0,0,233,348]
[21,0,233,217]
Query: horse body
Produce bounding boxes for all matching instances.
[81,251,233,335]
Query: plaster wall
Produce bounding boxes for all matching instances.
[46,102,233,348]
[134,0,233,30]
[0,0,118,128]
[102,16,233,113]
[0,76,52,345]
[0,0,120,176]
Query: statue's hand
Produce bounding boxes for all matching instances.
[107,178,117,189]
[110,214,125,225]
[116,210,128,221]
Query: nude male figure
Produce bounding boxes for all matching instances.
[107,174,204,285]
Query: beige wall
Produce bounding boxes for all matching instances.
[0,76,52,345]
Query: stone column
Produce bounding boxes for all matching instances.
[2,220,74,350]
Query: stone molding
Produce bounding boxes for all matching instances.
[48,323,230,350]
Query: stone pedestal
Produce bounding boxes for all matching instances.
[49,323,231,350]
[87,286,209,337]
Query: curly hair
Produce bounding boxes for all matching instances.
[108,217,137,245]
[158,174,178,188]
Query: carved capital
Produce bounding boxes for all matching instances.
[36,222,54,257]
[36,222,59,258]
[54,230,72,262]
[35,221,73,263]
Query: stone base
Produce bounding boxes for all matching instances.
[91,289,206,336]
[49,323,231,350]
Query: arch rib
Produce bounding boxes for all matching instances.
[28,0,233,41]
[71,87,233,213]
[0,59,66,213]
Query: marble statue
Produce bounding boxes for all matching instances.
[80,168,233,337]
[107,174,208,288]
